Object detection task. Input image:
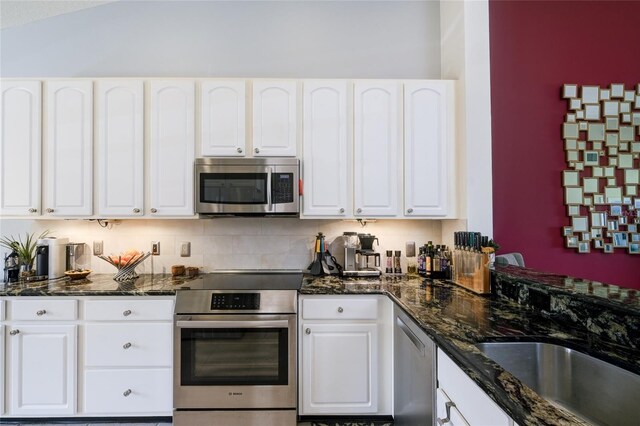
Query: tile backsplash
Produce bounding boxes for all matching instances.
[0,218,442,275]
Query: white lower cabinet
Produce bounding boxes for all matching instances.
[437,348,516,426]
[0,296,173,418]
[8,324,77,415]
[299,295,392,416]
[84,369,172,414]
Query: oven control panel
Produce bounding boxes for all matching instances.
[211,293,261,310]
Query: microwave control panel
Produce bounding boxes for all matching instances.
[211,293,261,310]
[272,173,294,204]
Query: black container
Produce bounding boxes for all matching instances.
[35,245,49,277]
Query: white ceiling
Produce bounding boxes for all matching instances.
[0,0,116,29]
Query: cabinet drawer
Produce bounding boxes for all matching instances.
[302,297,378,320]
[84,299,173,321]
[437,349,512,425]
[85,323,172,367]
[10,299,77,321]
[84,368,172,414]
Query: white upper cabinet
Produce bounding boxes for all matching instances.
[0,81,41,216]
[252,80,298,157]
[200,80,246,156]
[353,81,402,217]
[96,80,144,217]
[44,80,93,216]
[149,81,195,216]
[404,81,454,217]
[302,80,349,217]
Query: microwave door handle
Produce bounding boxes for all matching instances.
[266,167,273,211]
[176,320,289,329]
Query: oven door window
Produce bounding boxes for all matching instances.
[200,173,267,204]
[181,327,288,386]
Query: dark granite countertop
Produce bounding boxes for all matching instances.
[301,273,640,426]
[0,274,202,296]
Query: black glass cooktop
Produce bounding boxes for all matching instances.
[195,269,303,291]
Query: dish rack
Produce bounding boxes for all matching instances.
[96,252,151,282]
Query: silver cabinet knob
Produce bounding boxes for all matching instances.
[10,329,20,336]
[356,208,362,214]
[305,328,311,335]
[46,208,54,213]
[123,309,132,317]
[339,208,345,214]
[237,147,243,153]
[123,389,132,397]
[133,208,140,213]
[36,309,46,316]
[254,148,260,154]
[150,208,157,213]
[28,208,37,213]
[123,342,132,349]
[407,208,414,214]
[337,307,344,313]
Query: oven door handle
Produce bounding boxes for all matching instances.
[175,320,289,329]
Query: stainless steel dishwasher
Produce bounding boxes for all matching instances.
[394,304,436,426]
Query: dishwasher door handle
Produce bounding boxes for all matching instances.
[397,316,425,356]
[176,320,289,329]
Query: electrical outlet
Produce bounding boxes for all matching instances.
[93,241,103,256]
[151,241,160,256]
[180,242,191,257]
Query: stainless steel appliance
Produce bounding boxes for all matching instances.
[195,158,300,216]
[35,237,69,279]
[342,232,382,277]
[394,304,436,425]
[173,270,301,426]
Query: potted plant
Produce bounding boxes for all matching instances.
[0,230,50,275]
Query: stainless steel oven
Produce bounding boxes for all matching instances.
[195,158,300,216]
[173,271,300,426]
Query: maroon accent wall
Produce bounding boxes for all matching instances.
[489,0,640,288]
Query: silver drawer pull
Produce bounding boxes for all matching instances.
[339,208,345,213]
[28,208,37,213]
[437,401,456,425]
[10,329,20,336]
[46,208,54,213]
[36,309,46,316]
[407,208,414,213]
[123,389,132,397]
[254,148,260,154]
[305,328,311,335]
[133,208,140,213]
[337,307,344,313]
[356,208,362,214]
[237,147,243,153]
[151,208,158,213]
[123,342,132,349]
[123,309,132,317]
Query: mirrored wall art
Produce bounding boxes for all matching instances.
[562,83,640,255]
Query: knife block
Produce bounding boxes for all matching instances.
[451,248,491,294]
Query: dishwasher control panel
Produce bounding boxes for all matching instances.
[211,293,261,310]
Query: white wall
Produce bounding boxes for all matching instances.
[0,218,442,275]
[0,0,441,79]
[440,0,492,239]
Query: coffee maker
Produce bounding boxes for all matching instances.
[35,237,69,279]
[342,232,382,277]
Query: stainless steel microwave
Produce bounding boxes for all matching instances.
[195,158,300,216]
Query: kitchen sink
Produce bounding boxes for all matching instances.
[475,341,640,426]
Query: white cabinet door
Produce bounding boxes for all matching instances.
[404,81,454,217]
[301,322,378,414]
[437,348,514,426]
[96,80,144,217]
[201,80,246,156]
[437,388,471,426]
[148,81,195,216]
[0,81,41,217]
[252,80,298,157]
[302,80,350,217]
[44,80,93,216]
[8,324,77,415]
[353,81,401,217]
